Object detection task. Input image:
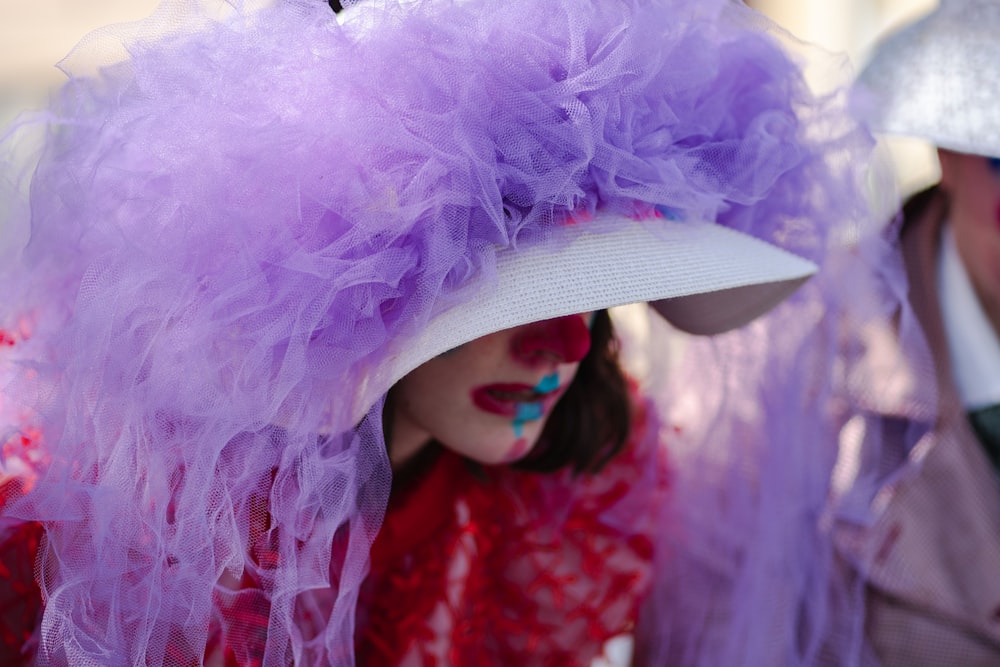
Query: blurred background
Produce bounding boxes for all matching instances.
[0,1,158,123]
[0,0,941,194]
[749,0,940,196]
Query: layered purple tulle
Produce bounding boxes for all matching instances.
[0,0,877,665]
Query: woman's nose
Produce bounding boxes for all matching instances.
[510,314,591,367]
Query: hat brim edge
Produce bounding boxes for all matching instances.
[381,215,817,391]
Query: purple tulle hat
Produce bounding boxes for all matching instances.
[0,0,874,664]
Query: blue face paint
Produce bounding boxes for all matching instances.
[512,402,543,437]
[989,156,1000,175]
[654,204,685,221]
[510,373,560,436]
[534,373,559,393]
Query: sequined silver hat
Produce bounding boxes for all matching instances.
[857,0,1000,157]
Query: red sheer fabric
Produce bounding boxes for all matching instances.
[357,398,667,666]
[0,398,666,665]
[0,479,43,667]
[1,323,45,667]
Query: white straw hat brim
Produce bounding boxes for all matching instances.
[857,0,1000,157]
[380,214,816,390]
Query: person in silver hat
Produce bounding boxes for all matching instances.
[846,0,1000,663]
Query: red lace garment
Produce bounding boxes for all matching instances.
[0,453,44,666]
[0,327,44,667]
[356,398,668,666]
[0,395,668,665]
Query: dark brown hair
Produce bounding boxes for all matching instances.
[512,308,632,475]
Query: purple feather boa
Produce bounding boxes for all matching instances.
[0,0,874,664]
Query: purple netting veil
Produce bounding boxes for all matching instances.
[0,0,878,664]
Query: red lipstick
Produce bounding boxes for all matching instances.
[472,383,559,417]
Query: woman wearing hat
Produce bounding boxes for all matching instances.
[844,0,1000,664]
[0,0,876,664]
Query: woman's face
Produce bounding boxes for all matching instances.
[940,150,1000,326]
[390,313,593,467]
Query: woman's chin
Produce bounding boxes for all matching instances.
[497,436,533,463]
[450,434,538,466]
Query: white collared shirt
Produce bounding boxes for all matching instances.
[938,223,1000,410]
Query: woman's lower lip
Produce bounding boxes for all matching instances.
[471,384,558,417]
